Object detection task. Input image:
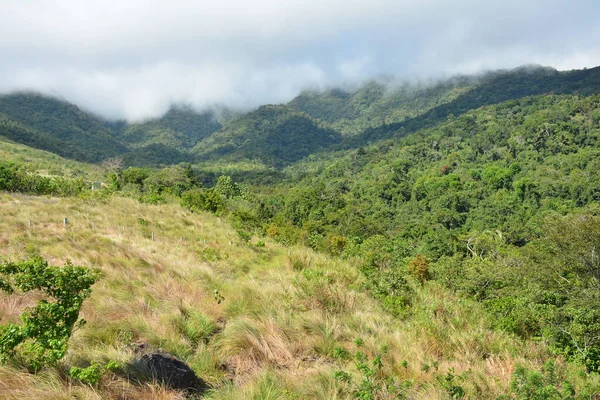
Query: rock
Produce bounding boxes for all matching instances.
[133,343,207,392]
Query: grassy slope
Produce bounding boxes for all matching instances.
[0,194,593,399]
[0,138,101,179]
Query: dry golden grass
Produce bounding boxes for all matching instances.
[0,193,592,399]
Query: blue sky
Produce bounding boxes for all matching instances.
[1,0,599,120]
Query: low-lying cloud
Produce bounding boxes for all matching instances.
[1,0,599,120]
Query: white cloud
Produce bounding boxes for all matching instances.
[1,0,599,120]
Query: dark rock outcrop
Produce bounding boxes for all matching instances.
[133,342,207,392]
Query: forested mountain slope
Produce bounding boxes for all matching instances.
[288,77,474,135]
[193,105,342,168]
[0,93,128,162]
[2,65,600,169]
[112,105,222,150]
[347,65,600,146]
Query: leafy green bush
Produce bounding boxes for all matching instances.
[67,360,122,386]
[181,188,225,213]
[505,361,575,400]
[0,257,99,370]
[333,347,412,399]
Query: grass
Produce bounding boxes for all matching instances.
[0,193,597,399]
[0,137,101,179]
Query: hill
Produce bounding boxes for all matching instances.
[194,105,342,168]
[112,105,222,150]
[0,93,128,163]
[348,65,600,146]
[288,77,474,135]
[1,193,596,398]
[0,136,100,178]
[3,65,600,169]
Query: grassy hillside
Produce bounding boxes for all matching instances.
[0,137,100,179]
[0,194,597,399]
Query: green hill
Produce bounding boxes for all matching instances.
[113,105,222,150]
[0,93,128,163]
[349,65,600,146]
[194,105,342,168]
[3,65,600,169]
[0,136,100,178]
[288,77,474,135]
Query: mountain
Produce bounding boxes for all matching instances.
[3,65,600,169]
[194,105,342,168]
[0,92,128,163]
[112,105,222,150]
[348,64,600,146]
[288,76,475,135]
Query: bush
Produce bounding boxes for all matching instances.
[0,257,99,370]
[67,360,122,386]
[181,188,225,213]
[407,254,431,285]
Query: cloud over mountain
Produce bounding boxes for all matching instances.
[1,0,599,120]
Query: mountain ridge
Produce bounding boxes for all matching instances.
[2,64,600,169]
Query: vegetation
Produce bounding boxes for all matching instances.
[194,105,342,168]
[0,257,98,370]
[1,194,598,399]
[112,105,222,150]
[0,93,127,163]
[2,64,600,398]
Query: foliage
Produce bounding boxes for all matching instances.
[0,93,128,163]
[407,254,431,284]
[333,347,411,399]
[0,161,88,196]
[0,257,99,370]
[194,105,342,168]
[67,360,122,386]
[181,188,225,213]
[504,361,576,400]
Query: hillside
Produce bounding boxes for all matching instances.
[1,194,597,399]
[3,66,600,169]
[288,77,474,136]
[194,105,342,168]
[0,93,128,163]
[113,106,222,150]
[348,65,600,146]
[0,137,100,179]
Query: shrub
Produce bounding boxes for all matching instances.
[328,235,348,256]
[67,360,122,386]
[407,254,431,285]
[181,188,225,213]
[0,257,99,370]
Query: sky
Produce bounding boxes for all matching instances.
[1,0,599,121]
